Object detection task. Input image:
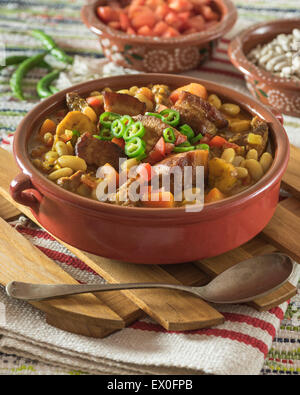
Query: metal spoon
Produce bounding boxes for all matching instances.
[5,253,295,304]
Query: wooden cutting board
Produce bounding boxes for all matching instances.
[0,145,298,337]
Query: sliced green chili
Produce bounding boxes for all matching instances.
[10,52,47,100]
[145,112,163,119]
[179,124,195,140]
[111,118,126,139]
[163,127,176,144]
[0,55,28,70]
[190,133,203,145]
[120,115,134,128]
[174,146,195,153]
[94,127,113,141]
[177,141,192,147]
[99,112,120,128]
[31,29,73,64]
[196,143,210,151]
[37,69,60,98]
[125,137,145,158]
[160,109,180,127]
[123,121,145,141]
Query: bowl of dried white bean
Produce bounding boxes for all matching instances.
[228,19,300,117]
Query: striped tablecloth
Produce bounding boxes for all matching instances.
[0,0,299,375]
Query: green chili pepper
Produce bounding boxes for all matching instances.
[49,85,60,94]
[99,112,120,128]
[190,133,204,145]
[125,137,145,158]
[37,69,60,98]
[196,143,210,151]
[145,112,163,120]
[135,152,147,161]
[123,121,145,141]
[111,118,126,139]
[0,55,52,72]
[173,146,195,153]
[120,115,134,128]
[163,127,176,144]
[31,29,74,65]
[179,124,195,140]
[160,109,180,127]
[177,141,192,147]
[72,130,80,137]
[94,127,113,141]
[10,52,47,100]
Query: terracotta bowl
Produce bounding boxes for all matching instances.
[81,0,237,73]
[228,19,300,118]
[10,74,289,264]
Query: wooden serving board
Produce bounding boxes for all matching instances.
[0,145,298,337]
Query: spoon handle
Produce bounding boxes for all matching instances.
[6,281,201,301]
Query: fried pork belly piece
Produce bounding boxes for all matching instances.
[103,91,146,116]
[172,91,228,135]
[57,170,84,192]
[66,92,88,112]
[75,132,125,170]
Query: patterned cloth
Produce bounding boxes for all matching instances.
[0,0,300,375]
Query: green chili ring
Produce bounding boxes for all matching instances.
[145,112,163,120]
[163,127,176,144]
[125,137,145,158]
[196,143,210,151]
[99,112,121,128]
[94,126,114,141]
[123,121,145,141]
[160,109,180,127]
[111,118,126,139]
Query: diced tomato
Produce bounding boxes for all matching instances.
[175,133,187,146]
[208,136,227,148]
[147,150,165,164]
[187,15,205,31]
[108,21,121,30]
[168,0,193,12]
[86,96,103,114]
[137,25,153,36]
[155,4,171,19]
[154,136,166,156]
[141,191,175,208]
[163,26,180,37]
[137,162,154,182]
[119,12,130,31]
[223,141,239,149]
[165,142,174,155]
[164,12,183,30]
[157,103,168,112]
[200,133,213,144]
[127,26,136,35]
[183,27,197,35]
[96,6,120,23]
[200,5,220,21]
[131,7,156,28]
[112,137,125,150]
[153,21,169,36]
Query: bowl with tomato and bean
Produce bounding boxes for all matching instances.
[11,74,289,263]
[81,0,237,73]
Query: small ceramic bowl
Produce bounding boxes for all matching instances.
[228,19,300,118]
[81,0,237,73]
[10,74,289,264]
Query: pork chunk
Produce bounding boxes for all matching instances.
[103,91,146,116]
[75,132,125,170]
[57,170,84,192]
[172,91,228,135]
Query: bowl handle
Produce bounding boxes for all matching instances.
[270,108,284,125]
[10,173,43,212]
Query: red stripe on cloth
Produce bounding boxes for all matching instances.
[221,38,230,44]
[210,56,232,65]
[1,139,10,145]
[130,321,269,356]
[37,245,99,275]
[16,226,56,240]
[223,313,276,337]
[268,306,284,320]
[198,67,244,80]
[216,48,228,55]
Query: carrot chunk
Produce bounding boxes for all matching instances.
[204,187,225,203]
[170,82,208,103]
[39,119,56,137]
